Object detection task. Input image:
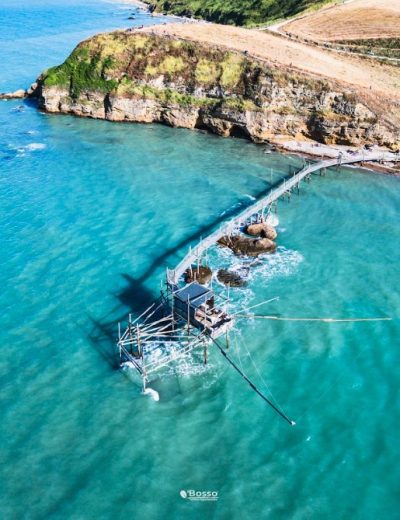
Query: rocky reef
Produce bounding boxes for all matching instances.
[217,269,247,287]
[184,265,213,284]
[245,223,277,240]
[30,30,399,149]
[218,235,277,256]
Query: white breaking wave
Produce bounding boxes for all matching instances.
[265,213,279,227]
[210,244,302,283]
[9,142,47,157]
[207,244,304,315]
[142,388,160,401]
[25,143,46,151]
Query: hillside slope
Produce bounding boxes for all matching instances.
[145,0,332,26]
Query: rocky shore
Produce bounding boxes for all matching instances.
[24,29,399,151]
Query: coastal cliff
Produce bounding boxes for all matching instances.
[31,31,399,149]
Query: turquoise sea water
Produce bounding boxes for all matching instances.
[0,2,399,519]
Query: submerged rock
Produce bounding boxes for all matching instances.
[217,269,247,287]
[246,223,277,240]
[184,265,212,284]
[218,235,276,256]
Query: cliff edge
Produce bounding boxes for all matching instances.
[31,30,399,149]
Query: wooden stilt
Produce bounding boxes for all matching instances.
[203,343,208,365]
[187,297,190,334]
[136,324,141,358]
[128,315,133,355]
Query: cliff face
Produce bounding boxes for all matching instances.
[32,31,399,149]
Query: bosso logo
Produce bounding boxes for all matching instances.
[180,489,219,501]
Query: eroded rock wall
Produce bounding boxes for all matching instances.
[32,31,399,149]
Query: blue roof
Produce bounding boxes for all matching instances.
[174,282,212,308]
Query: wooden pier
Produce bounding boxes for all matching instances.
[167,151,399,285]
[118,149,398,418]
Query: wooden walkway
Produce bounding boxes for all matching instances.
[167,151,399,285]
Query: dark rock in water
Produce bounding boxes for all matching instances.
[184,265,212,284]
[26,82,38,96]
[218,236,235,248]
[218,235,276,256]
[217,269,247,287]
[0,89,26,100]
[246,223,277,240]
[127,15,135,19]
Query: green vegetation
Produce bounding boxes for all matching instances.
[43,46,117,99]
[220,54,245,87]
[116,78,217,106]
[116,78,261,111]
[145,56,186,75]
[334,38,400,61]
[145,0,333,26]
[40,31,328,114]
[195,58,219,83]
[219,97,259,111]
[42,32,252,98]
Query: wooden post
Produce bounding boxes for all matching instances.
[187,297,190,334]
[136,324,141,358]
[171,291,175,331]
[118,323,122,362]
[128,315,133,355]
[226,283,230,316]
[203,342,208,364]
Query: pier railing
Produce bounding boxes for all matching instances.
[167,151,399,284]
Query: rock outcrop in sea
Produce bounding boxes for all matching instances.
[217,269,247,287]
[184,265,213,284]
[29,31,400,149]
[246,223,277,240]
[218,235,277,256]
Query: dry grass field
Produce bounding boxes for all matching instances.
[142,0,400,128]
[281,0,400,42]
[146,22,400,101]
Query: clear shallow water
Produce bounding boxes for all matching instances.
[0,2,399,519]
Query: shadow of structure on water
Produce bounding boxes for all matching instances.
[87,174,290,370]
[87,273,161,370]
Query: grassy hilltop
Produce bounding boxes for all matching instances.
[145,0,332,26]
